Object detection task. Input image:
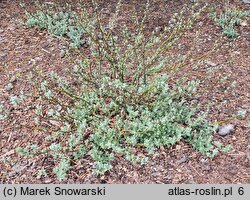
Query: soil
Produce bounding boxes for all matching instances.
[0,0,249,183]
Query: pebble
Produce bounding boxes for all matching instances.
[164,175,172,184]
[191,99,198,104]
[9,164,26,177]
[175,145,181,150]
[234,51,241,55]
[67,179,75,184]
[36,174,41,180]
[242,104,250,109]
[200,158,211,171]
[176,155,188,165]
[232,136,237,141]
[60,49,66,58]
[34,57,42,62]
[155,26,162,34]
[206,60,217,67]
[7,24,16,31]
[0,52,7,60]
[10,76,17,83]
[242,0,250,4]
[240,20,248,27]
[44,179,53,183]
[218,124,235,136]
[49,120,61,127]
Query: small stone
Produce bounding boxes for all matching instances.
[198,22,203,27]
[0,52,7,60]
[5,83,13,91]
[200,158,211,171]
[11,164,26,173]
[60,49,66,58]
[155,26,162,34]
[191,99,198,104]
[228,166,238,175]
[10,76,17,83]
[234,51,241,55]
[164,175,172,184]
[176,168,182,172]
[35,57,42,62]
[175,145,181,150]
[232,136,237,141]
[240,20,248,27]
[21,174,27,179]
[44,179,52,183]
[49,120,61,127]
[242,0,250,4]
[218,124,235,136]
[9,164,26,177]
[206,60,217,67]
[242,104,250,109]
[177,155,188,165]
[67,179,75,184]
[8,24,15,31]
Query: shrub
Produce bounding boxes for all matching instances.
[210,8,249,38]
[26,10,84,48]
[18,0,227,180]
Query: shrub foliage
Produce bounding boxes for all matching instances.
[210,7,249,38]
[17,0,228,180]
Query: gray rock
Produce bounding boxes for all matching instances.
[60,49,66,58]
[10,76,17,83]
[176,155,188,165]
[34,57,42,62]
[67,179,75,184]
[242,104,250,109]
[242,0,250,4]
[200,158,211,171]
[206,60,217,67]
[0,52,7,60]
[44,179,52,183]
[9,164,26,177]
[155,26,162,34]
[218,124,235,136]
[49,120,61,127]
[164,175,172,184]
